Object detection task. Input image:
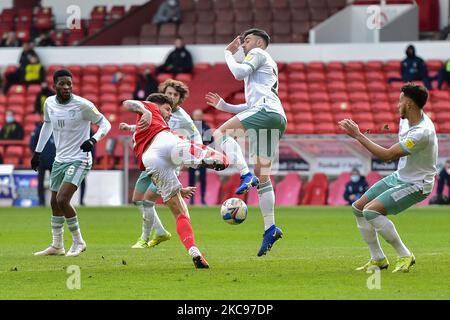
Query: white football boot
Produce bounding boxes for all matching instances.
[34,246,66,256]
[65,241,87,257]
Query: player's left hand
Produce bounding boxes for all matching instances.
[226,36,241,54]
[138,111,152,130]
[80,137,97,152]
[181,186,196,199]
[338,119,361,139]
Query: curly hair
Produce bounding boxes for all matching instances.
[158,79,189,106]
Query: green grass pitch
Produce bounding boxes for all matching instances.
[0,206,449,300]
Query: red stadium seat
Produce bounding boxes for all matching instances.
[327,61,344,72]
[309,92,329,103]
[365,60,384,71]
[329,91,349,102]
[301,172,328,205]
[347,82,367,92]
[314,122,336,134]
[307,72,326,83]
[349,92,370,102]
[287,62,305,72]
[275,173,302,206]
[327,172,351,206]
[352,102,371,113]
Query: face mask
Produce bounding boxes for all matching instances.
[446,169,450,175]
[351,175,360,183]
[6,115,14,123]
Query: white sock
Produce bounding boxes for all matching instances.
[352,205,385,261]
[365,211,411,257]
[220,135,249,176]
[152,213,166,236]
[258,180,275,231]
[188,246,201,258]
[138,200,156,241]
[355,217,386,261]
[66,216,83,244]
[51,216,65,249]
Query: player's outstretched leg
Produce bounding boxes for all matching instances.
[214,117,259,194]
[166,192,209,269]
[132,200,155,249]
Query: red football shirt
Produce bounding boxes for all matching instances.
[133,101,170,170]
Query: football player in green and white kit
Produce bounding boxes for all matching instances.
[31,69,112,257]
[339,83,438,273]
[206,29,287,257]
[120,79,203,249]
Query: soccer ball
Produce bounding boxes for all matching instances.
[220,198,248,225]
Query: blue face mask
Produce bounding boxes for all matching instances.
[351,175,360,183]
[6,115,14,123]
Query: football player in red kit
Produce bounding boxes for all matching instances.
[123,93,228,268]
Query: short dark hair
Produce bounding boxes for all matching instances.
[146,93,174,109]
[401,83,428,109]
[53,69,73,84]
[241,28,270,47]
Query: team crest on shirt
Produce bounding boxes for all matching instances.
[245,54,254,61]
[404,139,415,149]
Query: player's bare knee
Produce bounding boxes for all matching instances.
[56,194,70,208]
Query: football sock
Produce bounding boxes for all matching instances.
[352,205,385,261]
[188,246,201,258]
[66,216,84,244]
[220,135,249,176]
[364,210,411,257]
[257,180,275,231]
[176,214,196,251]
[51,216,65,249]
[152,212,167,237]
[140,200,156,242]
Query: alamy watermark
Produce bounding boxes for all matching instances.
[366,5,389,30]
[66,265,81,290]
[66,5,81,30]
[366,267,381,290]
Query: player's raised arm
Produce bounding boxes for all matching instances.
[122,100,152,130]
[205,92,249,114]
[339,119,408,162]
[224,36,254,80]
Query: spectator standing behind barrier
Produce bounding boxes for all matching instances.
[23,55,45,85]
[388,45,432,90]
[155,37,193,75]
[3,42,39,94]
[0,110,24,140]
[188,109,212,205]
[30,122,56,207]
[132,69,159,100]
[436,60,450,90]
[35,82,55,114]
[433,159,450,204]
[152,0,181,26]
[343,168,369,205]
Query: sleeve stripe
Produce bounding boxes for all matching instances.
[95,115,104,125]
[243,61,256,72]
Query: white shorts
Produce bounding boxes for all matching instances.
[142,131,207,202]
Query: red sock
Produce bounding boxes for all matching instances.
[176,214,196,251]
